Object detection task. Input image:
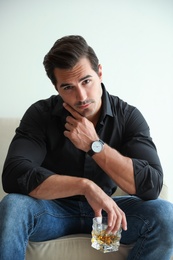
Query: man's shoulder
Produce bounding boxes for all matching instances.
[33,95,60,110]
[108,93,135,116]
[26,95,63,115]
[22,95,62,122]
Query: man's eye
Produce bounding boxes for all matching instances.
[82,79,91,85]
[63,85,73,91]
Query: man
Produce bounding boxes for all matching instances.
[0,35,173,259]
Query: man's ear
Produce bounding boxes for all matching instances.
[98,64,103,80]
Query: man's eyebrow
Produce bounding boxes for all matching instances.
[79,75,92,82]
[60,75,92,88]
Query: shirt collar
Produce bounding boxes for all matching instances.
[100,83,113,120]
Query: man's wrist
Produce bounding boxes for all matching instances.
[80,178,93,196]
[87,139,104,157]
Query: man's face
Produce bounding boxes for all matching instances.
[54,57,103,123]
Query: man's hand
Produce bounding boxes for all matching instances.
[83,179,127,233]
[63,103,98,152]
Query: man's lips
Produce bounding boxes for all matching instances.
[75,100,94,109]
[77,103,90,109]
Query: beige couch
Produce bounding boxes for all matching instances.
[0,118,171,260]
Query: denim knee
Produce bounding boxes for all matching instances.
[0,193,43,223]
[1,193,34,211]
[150,199,173,247]
[1,193,26,214]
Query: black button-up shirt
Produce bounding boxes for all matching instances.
[2,84,163,200]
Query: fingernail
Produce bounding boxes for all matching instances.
[95,217,102,224]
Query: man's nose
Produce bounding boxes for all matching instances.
[76,87,87,101]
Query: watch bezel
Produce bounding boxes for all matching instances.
[87,139,104,157]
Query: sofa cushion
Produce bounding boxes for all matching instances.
[26,234,133,260]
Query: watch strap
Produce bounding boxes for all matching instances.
[87,149,95,157]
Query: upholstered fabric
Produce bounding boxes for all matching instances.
[0,118,172,260]
[26,235,133,260]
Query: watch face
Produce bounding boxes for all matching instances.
[92,141,103,153]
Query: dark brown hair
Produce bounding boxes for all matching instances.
[43,35,99,86]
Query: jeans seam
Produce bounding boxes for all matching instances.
[126,214,152,260]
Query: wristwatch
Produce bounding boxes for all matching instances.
[87,139,104,157]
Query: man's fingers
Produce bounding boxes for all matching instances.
[95,209,102,218]
[107,205,127,234]
[121,211,127,231]
[106,213,114,233]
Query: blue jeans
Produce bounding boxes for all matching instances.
[0,194,173,260]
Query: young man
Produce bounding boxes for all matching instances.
[0,35,173,259]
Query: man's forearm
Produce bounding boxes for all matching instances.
[92,143,136,195]
[29,169,128,232]
[29,174,89,200]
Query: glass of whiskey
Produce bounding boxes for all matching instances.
[91,217,122,253]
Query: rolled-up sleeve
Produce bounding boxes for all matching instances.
[121,107,163,200]
[2,104,56,194]
[132,158,163,200]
